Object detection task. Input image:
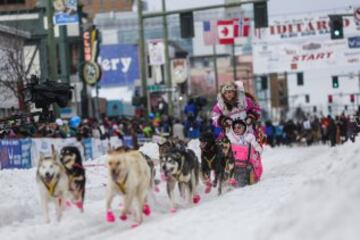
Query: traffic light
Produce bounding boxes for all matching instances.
[305,94,310,103]
[253,2,268,28]
[328,95,333,104]
[180,12,194,38]
[350,94,355,103]
[297,72,304,86]
[329,15,343,40]
[332,76,339,88]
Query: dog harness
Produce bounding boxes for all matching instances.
[204,155,216,169]
[40,174,61,197]
[173,156,185,180]
[115,173,128,194]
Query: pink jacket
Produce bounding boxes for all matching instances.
[211,95,261,128]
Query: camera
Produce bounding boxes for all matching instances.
[23,75,73,122]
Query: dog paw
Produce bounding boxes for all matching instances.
[106,211,115,223]
[131,223,139,228]
[205,186,212,194]
[193,194,201,204]
[65,200,72,208]
[228,178,237,186]
[170,208,177,213]
[120,214,128,221]
[143,204,151,216]
[75,201,83,211]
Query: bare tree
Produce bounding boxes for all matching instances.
[0,30,37,111]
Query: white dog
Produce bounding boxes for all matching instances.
[105,150,152,227]
[36,145,69,223]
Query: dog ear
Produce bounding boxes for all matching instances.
[39,152,45,163]
[51,144,58,161]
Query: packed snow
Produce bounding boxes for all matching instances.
[0,140,359,240]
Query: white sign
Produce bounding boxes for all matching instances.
[253,39,360,73]
[253,11,359,43]
[171,59,188,84]
[148,39,165,65]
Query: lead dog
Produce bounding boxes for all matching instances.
[105,150,152,227]
[59,146,86,211]
[36,145,69,223]
[160,147,201,212]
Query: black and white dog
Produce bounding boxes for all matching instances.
[160,147,201,212]
[59,146,86,212]
[199,131,231,195]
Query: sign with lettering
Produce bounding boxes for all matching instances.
[97,44,139,87]
[253,12,358,42]
[53,0,79,25]
[253,39,360,73]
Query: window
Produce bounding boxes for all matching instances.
[297,72,304,86]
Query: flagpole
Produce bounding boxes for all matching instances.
[212,43,219,93]
[232,43,237,81]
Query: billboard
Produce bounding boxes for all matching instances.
[253,12,359,43]
[53,0,79,25]
[253,38,360,73]
[97,44,139,88]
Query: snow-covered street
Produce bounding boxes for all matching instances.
[1,140,359,240]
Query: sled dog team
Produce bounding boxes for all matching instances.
[37,136,262,226]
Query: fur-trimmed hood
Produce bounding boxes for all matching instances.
[217,82,247,115]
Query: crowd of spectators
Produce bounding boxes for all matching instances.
[1,101,359,149]
[263,112,360,147]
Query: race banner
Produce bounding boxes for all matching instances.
[253,38,360,73]
[0,139,31,169]
[253,11,359,43]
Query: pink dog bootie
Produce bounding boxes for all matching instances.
[205,181,212,194]
[131,223,139,228]
[170,207,177,213]
[120,214,128,221]
[193,194,201,204]
[106,211,115,223]
[75,201,83,210]
[228,178,237,186]
[143,204,151,216]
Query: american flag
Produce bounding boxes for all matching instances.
[238,16,250,37]
[203,20,217,45]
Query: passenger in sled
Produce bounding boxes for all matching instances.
[226,119,263,187]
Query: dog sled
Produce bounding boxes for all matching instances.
[230,143,263,187]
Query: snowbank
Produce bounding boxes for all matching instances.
[0,140,359,240]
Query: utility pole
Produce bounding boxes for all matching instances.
[212,43,219,92]
[59,26,70,84]
[232,44,237,81]
[45,0,58,81]
[137,0,150,116]
[78,4,89,118]
[162,0,173,116]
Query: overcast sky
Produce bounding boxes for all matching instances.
[146,0,358,16]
